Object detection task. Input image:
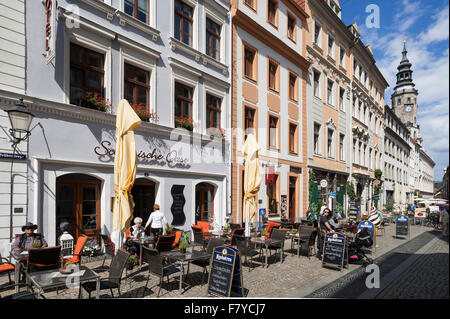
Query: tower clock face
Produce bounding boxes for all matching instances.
[405,105,413,112]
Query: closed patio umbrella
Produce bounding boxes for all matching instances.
[112,100,142,250]
[242,134,261,238]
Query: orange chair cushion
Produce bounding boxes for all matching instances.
[265,221,281,238]
[67,235,88,264]
[196,221,210,233]
[172,231,182,247]
[0,264,14,272]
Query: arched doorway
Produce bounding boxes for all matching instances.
[195,183,215,223]
[131,178,156,229]
[56,174,101,243]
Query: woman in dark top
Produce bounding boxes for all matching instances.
[317,209,335,258]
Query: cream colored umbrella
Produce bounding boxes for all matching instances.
[112,99,142,249]
[242,133,261,237]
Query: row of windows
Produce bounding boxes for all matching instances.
[353,57,382,105]
[313,123,346,162]
[384,138,409,163]
[69,43,223,131]
[244,44,300,102]
[120,0,224,61]
[352,96,382,134]
[384,163,408,185]
[385,114,409,140]
[244,107,299,155]
[352,139,380,169]
[244,0,299,44]
[312,69,346,112]
[313,21,346,68]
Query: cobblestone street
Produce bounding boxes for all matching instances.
[1,223,442,299]
[376,235,449,299]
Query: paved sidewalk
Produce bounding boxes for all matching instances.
[0,223,434,299]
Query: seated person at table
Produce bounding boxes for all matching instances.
[124,217,145,254]
[144,204,168,241]
[316,209,335,258]
[12,222,48,251]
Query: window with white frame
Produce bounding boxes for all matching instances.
[339,45,346,67]
[327,79,334,106]
[313,70,321,98]
[327,128,334,158]
[124,0,149,24]
[206,18,221,60]
[314,20,322,47]
[314,122,321,155]
[339,133,345,161]
[174,0,194,46]
[327,33,335,59]
[339,87,345,111]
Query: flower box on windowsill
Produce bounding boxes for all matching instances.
[80,92,111,113]
[129,102,159,124]
[174,116,194,131]
[207,127,226,140]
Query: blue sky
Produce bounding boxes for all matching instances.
[340,0,449,181]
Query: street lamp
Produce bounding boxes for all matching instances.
[4,98,34,242]
[5,98,34,147]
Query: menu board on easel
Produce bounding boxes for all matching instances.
[322,232,347,271]
[207,246,243,297]
[396,216,409,239]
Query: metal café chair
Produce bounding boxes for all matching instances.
[144,248,180,298]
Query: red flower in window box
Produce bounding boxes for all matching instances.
[81,91,111,112]
[129,101,159,123]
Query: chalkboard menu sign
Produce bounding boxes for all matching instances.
[357,221,375,251]
[170,185,186,226]
[322,233,347,271]
[396,216,409,237]
[207,246,243,297]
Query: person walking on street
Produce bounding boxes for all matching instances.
[439,206,449,237]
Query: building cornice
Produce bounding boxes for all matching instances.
[0,91,228,148]
[168,37,229,75]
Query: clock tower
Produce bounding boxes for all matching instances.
[391,41,421,142]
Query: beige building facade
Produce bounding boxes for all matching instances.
[305,0,388,217]
[230,0,310,224]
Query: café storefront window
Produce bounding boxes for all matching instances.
[56,174,101,243]
[195,183,215,223]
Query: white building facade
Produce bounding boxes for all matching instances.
[0,0,232,254]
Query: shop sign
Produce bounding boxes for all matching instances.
[94,140,189,165]
[43,0,56,64]
[320,179,328,188]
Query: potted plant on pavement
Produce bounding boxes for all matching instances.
[127,254,139,270]
[178,232,191,254]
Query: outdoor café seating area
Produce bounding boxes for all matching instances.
[0,216,411,299]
